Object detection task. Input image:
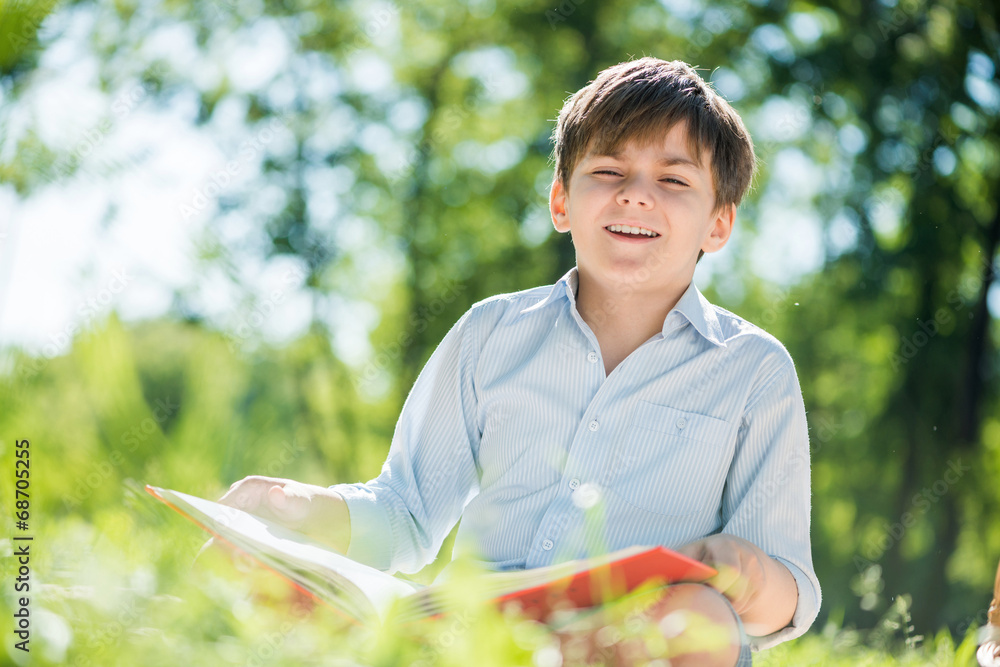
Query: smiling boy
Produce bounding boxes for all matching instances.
[223,58,820,665]
[550,118,732,376]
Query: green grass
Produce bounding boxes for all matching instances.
[0,497,983,666]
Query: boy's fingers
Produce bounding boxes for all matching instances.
[219,482,260,511]
[676,540,707,563]
[705,563,755,613]
[711,564,744,596]
[267,483,311,525]
[219,476,291,513]
[677,541,744,599]
[218,477,327,533]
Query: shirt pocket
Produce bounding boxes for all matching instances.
[609,401,733,517]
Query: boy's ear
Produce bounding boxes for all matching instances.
[701,203,736,254]
[549,179,571,233]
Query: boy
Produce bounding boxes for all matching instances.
[222,57,820,665]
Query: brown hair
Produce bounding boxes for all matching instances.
[552,57,756,211]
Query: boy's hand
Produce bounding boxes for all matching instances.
[218,476,351,554]
[678,534,797,637]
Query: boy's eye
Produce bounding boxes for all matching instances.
[593,169,621,176]
[662,177,688,186]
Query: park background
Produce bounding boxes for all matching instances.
[0,0,998,664]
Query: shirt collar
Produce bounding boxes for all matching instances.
[521,267,726,348]
[669,281,727,347]
[519,268,578,314]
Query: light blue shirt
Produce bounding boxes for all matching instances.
[333,268,820,649]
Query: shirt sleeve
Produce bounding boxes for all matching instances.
[719,358,822,651]
[330,307,484,575]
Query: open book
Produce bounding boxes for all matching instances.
[146,485,716,626]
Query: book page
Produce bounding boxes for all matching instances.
[148,487,420,623]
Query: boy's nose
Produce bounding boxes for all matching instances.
[616,181,654,209]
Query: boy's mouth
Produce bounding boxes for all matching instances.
[605,224,660,238]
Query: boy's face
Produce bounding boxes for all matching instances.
[549,121,734,297]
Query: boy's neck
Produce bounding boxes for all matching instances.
[574,269,691,373]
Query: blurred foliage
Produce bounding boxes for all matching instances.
[1,0,1000,663]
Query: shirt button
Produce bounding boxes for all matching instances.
[588,420,599,432]
[587,351,598,363]
[676,417,687,429]
[542,539,554,551]
[569,478,581,489]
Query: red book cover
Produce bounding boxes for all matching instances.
[493,546,717,619]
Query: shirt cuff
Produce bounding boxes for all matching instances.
[328,483,393,572]
[748,556,820,651]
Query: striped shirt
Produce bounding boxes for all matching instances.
[332,267,820,649]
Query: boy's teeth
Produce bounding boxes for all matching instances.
[607,224,659,237]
